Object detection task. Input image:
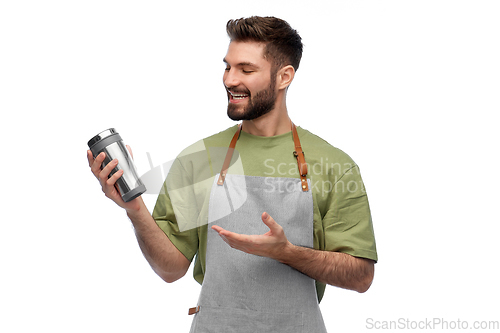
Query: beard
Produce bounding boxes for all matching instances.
[227,76,277,121]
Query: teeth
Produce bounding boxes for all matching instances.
[229,91,249,99]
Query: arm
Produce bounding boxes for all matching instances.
[126,199,191,283]
[212,212,374,293]
[277,243,374,293]
[88,150,190,283]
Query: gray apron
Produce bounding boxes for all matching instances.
[189,124,327,333]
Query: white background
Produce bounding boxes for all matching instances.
[1,0,499,332]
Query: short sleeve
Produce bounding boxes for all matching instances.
[323,165,378,262]
[152,158,199,262]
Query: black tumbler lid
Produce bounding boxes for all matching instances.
[87,128,118,149]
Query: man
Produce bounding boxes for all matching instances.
[88,16,377,332]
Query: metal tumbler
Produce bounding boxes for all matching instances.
[88,128,147,202]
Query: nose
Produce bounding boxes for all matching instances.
[223,68,240,89]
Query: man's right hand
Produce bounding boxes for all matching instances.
[87,149,142,212]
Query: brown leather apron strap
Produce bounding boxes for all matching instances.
[217,122,308,192]
[292,123,309,191]
[188,306,200,315]
[217,124,242,186]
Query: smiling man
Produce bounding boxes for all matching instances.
[224,41,279,121]
[88,16,377,333]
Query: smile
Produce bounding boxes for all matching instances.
[227,90,250,103]
[229,91,249,98]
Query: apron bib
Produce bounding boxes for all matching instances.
[189,124,327,333]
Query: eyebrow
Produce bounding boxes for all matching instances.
[223,58,260,69]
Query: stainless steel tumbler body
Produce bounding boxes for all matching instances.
[88,128,146,202]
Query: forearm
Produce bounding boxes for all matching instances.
[277,244,374,293]
[126,198,189,283]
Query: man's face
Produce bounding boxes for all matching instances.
[223,41,277,121]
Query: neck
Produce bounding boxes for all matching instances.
[241,94,292,137]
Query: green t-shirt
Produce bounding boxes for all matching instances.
[152,125,377,302]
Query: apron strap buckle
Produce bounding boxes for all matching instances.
[188,305,200,315]
[292,123,309,192]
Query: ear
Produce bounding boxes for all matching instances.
[277,65,295,90]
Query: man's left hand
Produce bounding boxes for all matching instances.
[211,212,291,260]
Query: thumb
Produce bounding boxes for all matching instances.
[261,212,279,230]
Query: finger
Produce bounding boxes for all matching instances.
[211,226,235,239]
[212,226,235,238]
[87,150,94,167]
[126,145,134,159]
[211,226,231,244]
[261,212,285,236]
[212,226,246,243]
[222,231,249,244]
[105,169,124,187]
[90,152,106,177]
[261,212,276,228]
[211,225,225,233]
[98,158,119,182]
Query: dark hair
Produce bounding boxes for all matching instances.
[226,16,303,72]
